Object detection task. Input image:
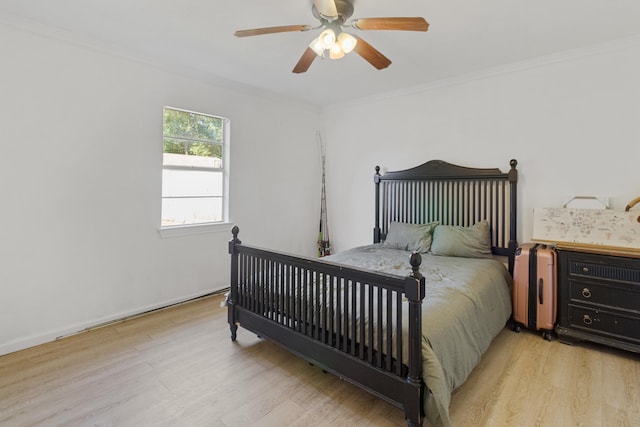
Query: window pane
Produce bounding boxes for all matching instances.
[163,108,222,143]
[161,197,223,226]
[162,169,223,197]
[163,138,222,160]
[163,138,188,155]
[163,152,222,169]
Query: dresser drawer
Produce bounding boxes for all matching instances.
[558,249,640,353]
[568,258,640,283]
[567,304,640,343]
[568,279,640,313]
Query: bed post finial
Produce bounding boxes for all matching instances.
[508,159,518,184]
[409,251,423,280]
[229,226,241,254]
[509,159,518,177]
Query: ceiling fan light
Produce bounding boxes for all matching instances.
[318,29,336,49]
[329,44,345,60]
[337,32,357,54]
[309,37,325,56]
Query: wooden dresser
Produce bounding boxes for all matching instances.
[556,245,640,353]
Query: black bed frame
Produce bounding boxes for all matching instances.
[228,159,518,426]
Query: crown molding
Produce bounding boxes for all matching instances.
[0,11,322,113]
[325,34,640,112]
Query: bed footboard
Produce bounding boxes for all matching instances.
[228,226,426,426]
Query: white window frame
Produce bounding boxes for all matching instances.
[159,106,231,237]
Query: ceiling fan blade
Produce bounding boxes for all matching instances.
[352,17,429,32]
[292,47,318,74]
[313,0,339,19]
[353,37,392,70]
[234,25,312,37]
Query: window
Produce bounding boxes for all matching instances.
[161,107,229,227]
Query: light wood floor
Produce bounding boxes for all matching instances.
[1,293,639,427]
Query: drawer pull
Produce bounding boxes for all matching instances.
[581,288,592,298]
[583,315,593,325]
[582,267,589,273]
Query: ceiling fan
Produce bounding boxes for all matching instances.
[234,0,429,73]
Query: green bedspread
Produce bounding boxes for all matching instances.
[326,244,512,427]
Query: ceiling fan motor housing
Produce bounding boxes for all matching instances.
[312,0,355,23]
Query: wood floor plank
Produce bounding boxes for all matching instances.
[250,399,307,427]
[1,293,639,427]
[566,344,603,425]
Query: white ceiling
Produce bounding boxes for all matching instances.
[3,0,640,108]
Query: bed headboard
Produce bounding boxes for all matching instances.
[373,159,519,272]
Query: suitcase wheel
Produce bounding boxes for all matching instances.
[512,323,522,333]
[542,330,553,341]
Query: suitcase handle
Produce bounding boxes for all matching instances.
[563,196,608,209]
[538,278,543,304]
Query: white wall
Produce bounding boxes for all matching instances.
[321,38,640,253]
[0,23,320,355]
[3,20,639,357]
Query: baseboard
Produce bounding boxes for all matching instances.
[0,288,226,357]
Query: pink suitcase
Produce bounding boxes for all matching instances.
[512,243,557,340]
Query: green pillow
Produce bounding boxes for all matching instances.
[430,220,493,258]
[382,221,439,253]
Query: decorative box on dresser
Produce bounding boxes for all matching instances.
[556,245,640,353]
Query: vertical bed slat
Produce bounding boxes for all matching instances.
[487,180,492,226]
[391,181,397,224]
[471,180,477,225]
[238,253,245,307]
[308,268,314,333]
[501,180,507,249]
[315,271,320,340]
[250,256,256,312]
[321,273,328,344]
[454,180,460,225]
[396,290,403,376]
[382,182,388,237]
[404,181,410,223]
[293,267,307,335]
[376,286,383,368]
[332,274,343,348]
[343,277,349,352]
[359,281,366,359]
[269,260,275,322]
[368,284,374,364]
[386,289,393,372]
[261,258,266,317]
[438,181,441,222]
[351,279,358,357]
[330,276,336,346]
[275,262,281,324]
[277,261,283,323]
[287,264,292,326]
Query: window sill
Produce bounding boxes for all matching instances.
[158,222,234,238]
